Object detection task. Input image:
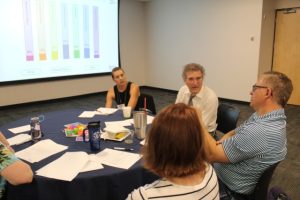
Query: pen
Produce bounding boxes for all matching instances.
[113,147,134,151]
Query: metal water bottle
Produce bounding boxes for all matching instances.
[30,117,42,142]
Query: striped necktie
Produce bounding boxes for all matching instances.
[188,95,195,106]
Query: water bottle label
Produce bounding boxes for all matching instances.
[84,130,89,142]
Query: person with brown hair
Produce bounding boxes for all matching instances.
[105,67,140,109]
[203,71,293,199]
[127,103,219,200]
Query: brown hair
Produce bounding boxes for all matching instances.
[262,71,293,107]
[142,103,208,178]
[111,67,124,79]
[182,63,205,80]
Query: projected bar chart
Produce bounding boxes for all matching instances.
[22,1,101,61]
[1,0,119,83]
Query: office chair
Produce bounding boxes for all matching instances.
[216,103,240,134]
[250,162,280,200]
[135,93,157,115]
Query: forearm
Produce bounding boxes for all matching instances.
[0,132,10,146]
[218,130,236,143]
[2,161,33,185]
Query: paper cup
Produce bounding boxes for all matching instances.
[122,106,132,118]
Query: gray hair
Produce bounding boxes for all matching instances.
[182,63,205,80]
[262,71,293,107]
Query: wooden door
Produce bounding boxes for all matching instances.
[273,9,300,105]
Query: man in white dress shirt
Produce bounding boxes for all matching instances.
[176,63,218,134]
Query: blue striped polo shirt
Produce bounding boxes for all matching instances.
[214,109,287,194]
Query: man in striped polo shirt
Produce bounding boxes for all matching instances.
[202,71,293,199]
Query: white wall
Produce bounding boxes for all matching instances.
[0,0,147,106]
[145,0,263,102]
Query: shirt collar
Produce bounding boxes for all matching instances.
[184,85,205,99]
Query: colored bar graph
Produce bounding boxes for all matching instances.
[61,4,69,59]
[83,5,90,58]
[36,0,47,60]
[72,5,80,58]
[22,0,34,61]
[93,6,100,58]
[49,1,58,60]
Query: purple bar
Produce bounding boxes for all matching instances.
[23,0,34,61]
[93,6,100,58]
[84,48,90,58]
[63,44,69,59]
[61,4,69,59]
[83,5,90,58]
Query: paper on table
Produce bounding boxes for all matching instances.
[105,119,133,127]
[7,134,32,146]
[147,115,154,124]
[96,148,141,169]
[36,152,89,181]
[80,154,104,173]
[15,139,68,163]
[78,111,97,118]
[103,125,129,134]
[96,107,118,115]
[8,125,30,134]
[140,139,145,145]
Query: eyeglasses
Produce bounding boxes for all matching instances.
[252,84,268,92]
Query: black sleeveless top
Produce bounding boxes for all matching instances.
[114,82,132,106]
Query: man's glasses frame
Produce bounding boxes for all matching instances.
[252,84,268,92]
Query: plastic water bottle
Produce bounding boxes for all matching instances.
[30,117,42,142]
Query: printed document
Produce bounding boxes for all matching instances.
[15,139,68,163]
[7,134,31,146]
[96,148,141,169]
[8,125,30,134]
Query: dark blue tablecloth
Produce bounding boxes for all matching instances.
[1,109,158,200]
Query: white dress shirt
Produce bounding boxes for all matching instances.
[175,85,218,132]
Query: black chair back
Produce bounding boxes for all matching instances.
[216,103,240,134]
[135,93,156,115]
[252,162,280,200]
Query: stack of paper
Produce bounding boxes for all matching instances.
[7,134,31,146]
[96,107,118,115]
[96,148,141,169]
[105,119,132,127]
[104,115,154,127]
[103,125,129,134]
[78,111,97,118]
[8,125,30,134]
[15,139,68,163]
[30,148,141,181]
[36,152,103,181]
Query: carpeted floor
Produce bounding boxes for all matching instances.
[0,87,299,199]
